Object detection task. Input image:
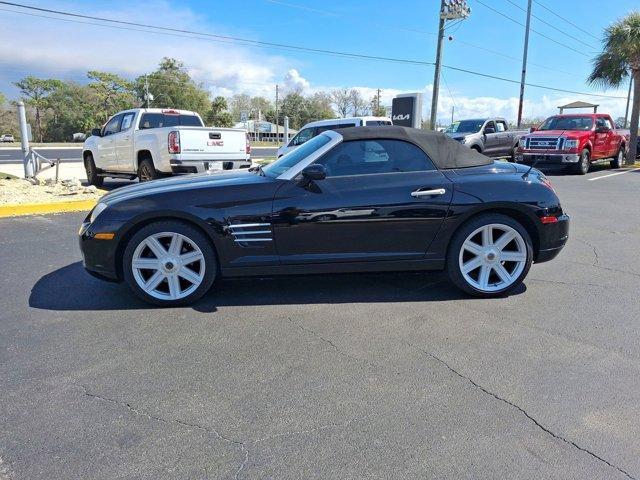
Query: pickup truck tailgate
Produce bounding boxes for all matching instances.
[179,127,247,160]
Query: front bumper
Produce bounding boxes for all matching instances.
[535,213,570,263]
[515,152,579,166]
[170,159,251,174]
[79,219,121,282]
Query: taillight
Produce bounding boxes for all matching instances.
[168,131,180,154]
[246,133,251,155]
[540,215,559,224]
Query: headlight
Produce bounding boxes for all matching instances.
[564,139,579,149]
[518,138,526,148]
[90,202,108,223]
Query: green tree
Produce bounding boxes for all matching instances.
[279,92,307,129]
[588,11,640,164]
[205,96,234,127]
[87,71,136,121]
[135,58,209,115]
[44,82,100,141]
[228,93,252,122]
[370,91,387,117]
[14,76,62,142]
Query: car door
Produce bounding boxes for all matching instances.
[272,138,453,264]
[482,120,499,155]
[602,117,617,157]
[114,111,136,172]
[495,120,512,156]
[97,114,123,170]
[593,117,610,159]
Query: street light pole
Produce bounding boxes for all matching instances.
[429,0,470,130]
[517,0,532,128]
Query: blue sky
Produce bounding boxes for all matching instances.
[0,0,637,123]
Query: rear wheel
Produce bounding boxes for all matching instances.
[138,157,161,182]
[510,145,518,162]
[575,149,590,175]
[123,221,217,306]
[610,148,625,169]
[447,214,533,297]
[84,154,104,187]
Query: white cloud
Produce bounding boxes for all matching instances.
[0,0,287,99]
[282,69,310,92]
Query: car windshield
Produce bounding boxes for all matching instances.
[538,116,593,131]
[263,134,332,178]
[445,120,484,134]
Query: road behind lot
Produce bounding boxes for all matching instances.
[0,146,278,164]
[1,166,640,479]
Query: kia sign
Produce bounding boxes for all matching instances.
[391,93,422,128]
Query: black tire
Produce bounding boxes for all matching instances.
[446,213,533,298]
[509,145,518,163]
[84,154,104,187]
[138,157,161,182]
[610,147,625,169]
[575,149,590,175]
[123,220,217,307]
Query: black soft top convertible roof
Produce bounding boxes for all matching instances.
[336,125,493,169]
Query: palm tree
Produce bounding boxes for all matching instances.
[588,11,640,165]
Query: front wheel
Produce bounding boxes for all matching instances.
[84,154,104,187]
[610,148,625,169]
[575,149,590,175]
[123,221,217,306]
[447,214,533,297]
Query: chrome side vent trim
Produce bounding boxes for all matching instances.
[227,223,273,245]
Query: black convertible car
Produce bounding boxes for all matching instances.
[79,126,569,306]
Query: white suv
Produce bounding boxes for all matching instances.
[276,116,392,157]
[0,134,15,143]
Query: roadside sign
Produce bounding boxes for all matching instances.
[391,93,423,128]
[240,111,248,122]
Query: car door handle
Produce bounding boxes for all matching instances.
[411,188,446,198]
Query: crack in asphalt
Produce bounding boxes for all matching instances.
[528,277,608,288]
[78,385,368,479]
[559,259,640,279]
[287,317,379,370]
[575,239,600,266]
[405,342,636,480]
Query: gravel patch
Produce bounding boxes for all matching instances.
[0,177,105,205]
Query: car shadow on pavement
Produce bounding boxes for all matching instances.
[29,261,525,312]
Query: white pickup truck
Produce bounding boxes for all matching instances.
[82,108,251,185]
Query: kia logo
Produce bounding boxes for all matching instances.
[392,114,410,121]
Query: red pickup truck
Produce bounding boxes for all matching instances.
[515,113,630,175]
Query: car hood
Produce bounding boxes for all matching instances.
[445,133,470,141]
[100,169,273,206]
[448,160,529,176]
[528,130,588,138]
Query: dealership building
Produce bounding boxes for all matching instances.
[234,120,298,143]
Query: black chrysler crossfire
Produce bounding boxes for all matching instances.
[79,126,569,306]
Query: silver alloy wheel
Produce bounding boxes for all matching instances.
[616,149,624,168]
[131,231,205,301]
[458,223,527,292]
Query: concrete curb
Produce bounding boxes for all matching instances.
[0,199,97,218]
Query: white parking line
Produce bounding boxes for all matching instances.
[588,168,640,181]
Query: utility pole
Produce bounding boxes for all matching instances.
[451,105,454,124]
[624,77,633,128]
[144,75,152,108]
[275,84,279,144]
[517,0,532,128]
[376,88,381,114]
[430,0,470,130]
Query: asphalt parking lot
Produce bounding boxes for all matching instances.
[1,165,640,479]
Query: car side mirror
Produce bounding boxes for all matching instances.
[484,127,495,134]
[91,128,102,137]
[301,164,327,181]
[529,127,537,133]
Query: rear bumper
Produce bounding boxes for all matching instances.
[170,159,252,174]
[535,213,570,263]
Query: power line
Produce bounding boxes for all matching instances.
[534,0,601,42]
[502,0,598,51]
[0,2,627,100]
[471,0,591,57]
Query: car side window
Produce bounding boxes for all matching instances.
[139,113,163,130]
[103,114,123,136]
[316,139,435,177]
[496,121,506,132]
[120,113,135,131]
[291,128,315,146]
[485,121,496,132]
